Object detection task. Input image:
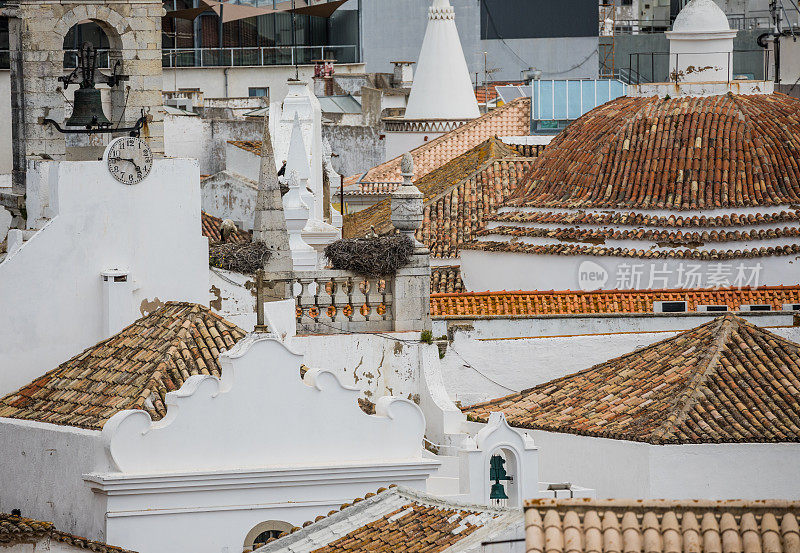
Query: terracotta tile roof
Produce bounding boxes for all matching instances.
[202,211,251,244]
[462,239,800,259]
[254,485,520,553]
[525,499,800,553]
[0,513,135,552]
[508,93,800,210]
[429,285,800,319]
[0,303,246,431]
[474,81,523,104]
[478,224,800,245]
[344,138,536,257]
[465,314,800,444]
[345,97,531,186]
[431,266,465,294]
[489,209,800,228]
[227,140,262,155]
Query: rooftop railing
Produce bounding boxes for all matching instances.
[625,49,774,85]
[162,45,358,68]
[0,45,358,70]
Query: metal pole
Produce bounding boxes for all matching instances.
[218,3,224,50]
[292,0,298,79]
[340,174,344,216]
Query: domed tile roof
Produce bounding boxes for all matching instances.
[508,93,800,211]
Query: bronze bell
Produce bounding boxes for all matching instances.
[65,87,112,129]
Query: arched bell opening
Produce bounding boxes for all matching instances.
[60,20,124,159]
[243,520,294,552]
[487,447,519,508]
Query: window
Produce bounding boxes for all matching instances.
[697,305,728,312]
[742,304,772,312]
[248,87,269,98]
[784,303,800,311]
[653,301,686,313]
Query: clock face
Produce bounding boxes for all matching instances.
[107,137,153,185]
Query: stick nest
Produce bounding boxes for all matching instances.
[209,241,272,274]
[325,235,414,277]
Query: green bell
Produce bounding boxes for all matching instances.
[490,482,509,501]
[65,87,112,129]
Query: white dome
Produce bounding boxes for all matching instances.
[672,0,731,32]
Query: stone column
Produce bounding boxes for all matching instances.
[391,153,431,332]
[253,113,293,301]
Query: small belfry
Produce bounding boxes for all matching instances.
[3,0,165,194]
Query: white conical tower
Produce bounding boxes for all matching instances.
[404,0,480,120]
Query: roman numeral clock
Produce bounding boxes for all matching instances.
[106,137,153,185]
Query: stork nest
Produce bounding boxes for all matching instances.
[209,241,272,274]
[325,235,414,277]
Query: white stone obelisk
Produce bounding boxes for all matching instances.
[282,170,317,271]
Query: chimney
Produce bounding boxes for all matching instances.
[101,269,132,338]
[392,61,415,88]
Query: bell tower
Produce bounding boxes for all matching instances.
[2,0,165,196]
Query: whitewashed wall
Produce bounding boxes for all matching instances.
[438,313,797,405]
[533,429,800,499]
[162,64,364,101]
[0,418,109,541]
[89,334,436,553]
[0,158,209,395]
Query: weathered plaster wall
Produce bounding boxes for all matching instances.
[164,114,263,175]
[0,158,209,395]
[290,333,428,405]
[322,124,385,177]
[0,418,109,542]
[201,171,259,231]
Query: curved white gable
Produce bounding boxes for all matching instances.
[101,333,427,474]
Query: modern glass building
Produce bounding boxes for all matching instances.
[161,0,360,66]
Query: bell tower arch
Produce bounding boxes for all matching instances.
[4,0,165,194]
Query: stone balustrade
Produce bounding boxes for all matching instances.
[289,270,395,333]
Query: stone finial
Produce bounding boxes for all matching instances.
[391,152,424,244]
[401,152,414,180]
[253,114,292,276]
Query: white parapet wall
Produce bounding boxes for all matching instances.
[531,429,800,499]
[0,157,209,395]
